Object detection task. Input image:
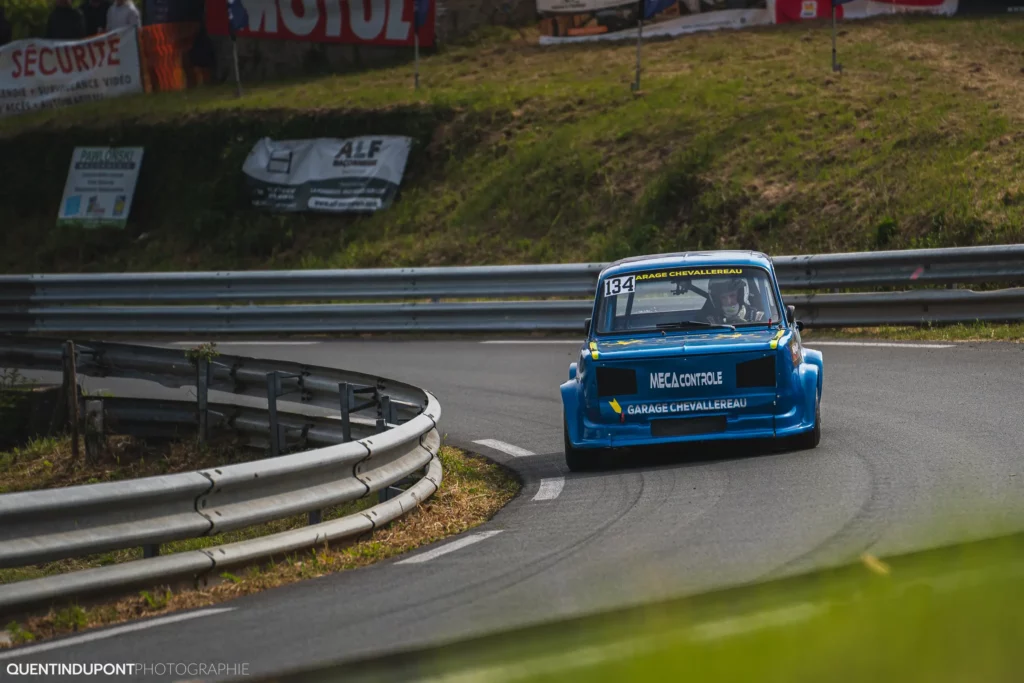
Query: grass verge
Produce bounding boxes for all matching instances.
[1,445,520,647]
[1,16,1023,273]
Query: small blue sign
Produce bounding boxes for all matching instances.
[64,195,81,217]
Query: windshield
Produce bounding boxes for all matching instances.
[595,265,781,335]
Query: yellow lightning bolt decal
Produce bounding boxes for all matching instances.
[769,328,786,349]
[608,398,622,414]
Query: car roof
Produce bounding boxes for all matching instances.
[598,250,774,279]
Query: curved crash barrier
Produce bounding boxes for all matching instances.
[0,338,442,616]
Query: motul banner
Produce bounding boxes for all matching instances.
[775,0,958,23]
[206,0,435,47]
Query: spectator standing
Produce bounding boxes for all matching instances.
[46,0,87,40]
[106,0,141,29]
[81,0,111,35]
[0,7,13,47]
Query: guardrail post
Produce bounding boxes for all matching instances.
[377,395,390,433]
[84,399,104,462]
[267,372,282,457]
[197,358,210,449]
[308,509,322,525]
[143,544,160,558]
[339,382,352,443]
[62,340,81,463]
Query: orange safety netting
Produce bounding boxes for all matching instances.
[139,21,211,92]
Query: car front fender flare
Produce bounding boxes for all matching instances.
[560,379,583,445]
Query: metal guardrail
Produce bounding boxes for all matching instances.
[0,338,443,616]
[0,245,1022,332]
[2,245,1023,305]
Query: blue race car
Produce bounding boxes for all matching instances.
[561,250,823,471]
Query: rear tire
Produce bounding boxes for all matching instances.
[564,416,603,472]
[793,395,821,451]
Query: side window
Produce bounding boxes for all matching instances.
[753,277,780,322]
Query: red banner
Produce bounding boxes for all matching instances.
[205,0,435,47]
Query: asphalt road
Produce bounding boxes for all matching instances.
[3,338,1024,681]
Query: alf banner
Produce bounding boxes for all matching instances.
[0,27,143,118]
[206,0,436,47]
[242,136,413,213]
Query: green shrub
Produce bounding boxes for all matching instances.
[5,0,50,41]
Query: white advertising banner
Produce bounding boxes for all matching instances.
[539,6,773,45]
[537,0,637,14]
[841,0,958,19]
[242,136,413,213]
[58,147,144,228]
[0,27,143,119]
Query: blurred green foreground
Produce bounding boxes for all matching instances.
[260,532,1024,683]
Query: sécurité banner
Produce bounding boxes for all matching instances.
[58,147,145,229]
[0,27,142,119]
[242,136,413,213]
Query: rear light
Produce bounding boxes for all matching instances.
[596,367,637,397]
[736,356,776,388]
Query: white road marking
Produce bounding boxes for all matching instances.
[479,340,582,344]
[0,608,234,660]
[396,531,503,565]
[533,477,565,501]
[473,439,536,458]
[804,341,954,349]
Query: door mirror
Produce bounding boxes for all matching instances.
[584,317,592,335]
[786,305,795,324]
[796,320,805,332]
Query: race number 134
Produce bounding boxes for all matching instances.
[603,275,635,297]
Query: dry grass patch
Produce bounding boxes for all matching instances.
[2,445,520,648]
[0,433,250,494]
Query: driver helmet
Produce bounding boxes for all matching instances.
[708,278,747,318]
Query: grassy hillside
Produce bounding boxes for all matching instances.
[1,15,1023,274]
